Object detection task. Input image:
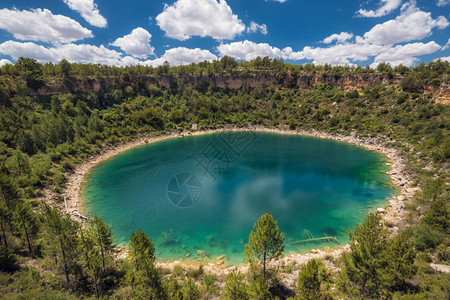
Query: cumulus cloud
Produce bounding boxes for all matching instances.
[442,38,450,50]
[217,40,303,61]
[111,28,155,59]
[0,40,218,67]
[308,1,449,66]
[143,47,217,66]
[361,1,449,45]
[54,44,123,64]
[438,56,450,62]
[247,21,268,35]
[0,8,93,44]
[63,0,107,27]
[372,41,441,67]
[322,32,354,44]
[437,0,449,6]
[0,59,12,67]
[301,43,390,65]
[0,41,58,62]
[156,0,245,40]
[357,0,402,17]
[0,40,128,65]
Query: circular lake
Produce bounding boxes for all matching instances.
[82,132,395,264]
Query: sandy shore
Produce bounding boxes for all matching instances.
[61,126,418,280]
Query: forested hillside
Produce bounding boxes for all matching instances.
[0,57,448,299]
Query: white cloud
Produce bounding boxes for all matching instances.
[301,43,390,65]
[63,0,107,27]
[358,0,402,17]
[438,56,450,62]
[0,41,57,62]
[0,8,93,44]
[437,0,449,6]
[143,47,217,67]
[247,21,268,35]
[266,0,288,3]
[362,1,449,45]
[156,0,245,40]
[217,40,303,61]
[322,32,354,44]
[442,38,450,50]
[54,44,123,65]
[0,40,130,65]
[372,41,441,67]
[0,59,12,67]
[111,28,155,59]
[120,56,141,66]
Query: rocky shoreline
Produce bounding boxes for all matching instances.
[61,126,418,282]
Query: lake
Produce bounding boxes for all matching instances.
[82,132,395,264]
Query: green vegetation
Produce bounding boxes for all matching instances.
[0,56,449,298]
[244,211,284,279]
[296,259,329,300]
[339,213,417,298]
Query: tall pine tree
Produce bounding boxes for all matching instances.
[244,211,285,279]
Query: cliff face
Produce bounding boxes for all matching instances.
[156,73,402,91]
[7,72,445,103]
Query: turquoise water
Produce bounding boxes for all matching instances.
[82,132,395,264]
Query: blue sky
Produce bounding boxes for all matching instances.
[0,0,448,67]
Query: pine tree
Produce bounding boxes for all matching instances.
[339,212,388,299]
[91,215,115,272]
[13,200,38,253]
[79,227,103,297]
[244,211,285,279]
[223,269,249,300]
[0,202,11,249]
[0,169,19,250]
[202,273,218,299]
[182,278,200,300]
[129,228,163,298]
[297,259,327,300]
[42,203,80,285]
[381,230,417,293]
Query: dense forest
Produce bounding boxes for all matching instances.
[0,57,449,299]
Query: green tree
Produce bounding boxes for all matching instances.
[58,59,72,87]
[0,169,19,249]
[91,215,115,272]
[421,179,444,201]
[163,276,183,300]
[0,203,11,249]
[129,228,155,271]
[222,269,249,300]
[15,57,45,90]
[129,228,163,298]
[381,231,417,293]
[244,211,285,279]
[17,130,36,155]
[13,200,38,253]
[0,168,19,210]
[182,278,200,300]
[0,244,18,272]
[297,259,330,300]
[339,212,387,299]
[79,227,104,297]
[0,85,10,106]
[400,75,421,93]
[422,197,449,232]
[42,204,80,285]
[202,273,218,299]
